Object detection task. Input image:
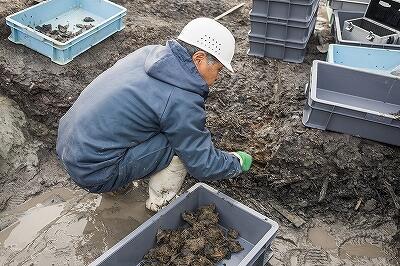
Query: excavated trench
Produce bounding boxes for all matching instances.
[0,0,399,265]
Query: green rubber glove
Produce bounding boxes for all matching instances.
[232,151,253,172]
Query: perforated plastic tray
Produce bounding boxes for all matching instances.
[90,183,279,266]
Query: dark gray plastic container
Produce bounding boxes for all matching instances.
[329,0,368,12]
[250,9,317,42]
[90,183,279,266]
[334,10,400,49]
[252,0,319,22]
[302,61,400,146]
[248,16,316,63]
[248,37,308,63]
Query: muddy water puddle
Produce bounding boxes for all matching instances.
[308,227,337,250]
[307,225,390,262]
[1,203,64,249]
[339,242,387,259]
[0,185,152,265]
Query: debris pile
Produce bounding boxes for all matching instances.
[34,17,95,43]
[143,204,243,265]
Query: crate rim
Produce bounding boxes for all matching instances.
[327,43,400,64]
[310,60,400,120]
[329,0,369,5]
[249,5,318,27]
[5,0,127,48]
[253,0,319,6]
[89,182,279,266]
[328,43,400,56]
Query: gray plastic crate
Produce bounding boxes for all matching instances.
[329,0,368,12]
[248,37,309,63]
[334,10,400,49]
[250,9,317,42]
[90,183,279,266]
[302,61,400,146]
[343,18,398,44]
[252,0,319,22]
[248,16,316,63]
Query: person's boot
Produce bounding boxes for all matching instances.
[145,156,187,212]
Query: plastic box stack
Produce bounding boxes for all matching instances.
[247,0,319,63]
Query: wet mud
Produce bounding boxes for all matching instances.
[0,0,399,265]
[143,204,243,265]
[0,183,153,265]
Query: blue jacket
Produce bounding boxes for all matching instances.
[56,40,242,186]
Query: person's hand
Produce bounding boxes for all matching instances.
[232,151,252,172]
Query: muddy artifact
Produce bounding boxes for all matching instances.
[142,204,243,265]
[34,22,94,43]
[76,23,94,30]
[83,16,95,22]
[35,23,52,34]
[57,24,69,33]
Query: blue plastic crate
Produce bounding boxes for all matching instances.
[6,0,126,65]
[327,44,400,76]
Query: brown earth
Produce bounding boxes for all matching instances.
[0,0,399,264]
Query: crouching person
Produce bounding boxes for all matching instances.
[56,18,252,212]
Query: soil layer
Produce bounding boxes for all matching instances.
[0,0,399,264]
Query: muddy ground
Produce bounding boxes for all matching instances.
[0,0,399,265]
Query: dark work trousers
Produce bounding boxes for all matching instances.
[81,133,175,193]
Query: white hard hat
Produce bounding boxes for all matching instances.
[178,17,235,73]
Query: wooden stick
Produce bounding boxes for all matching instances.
[271,203,306,228]
[214,3,245,21]
[355,198,362,211]
[384,180,400,209]
[318,177,330,202]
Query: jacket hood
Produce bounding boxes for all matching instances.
[144,40,209,98]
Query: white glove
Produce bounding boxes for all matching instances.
[145,156,187,212]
